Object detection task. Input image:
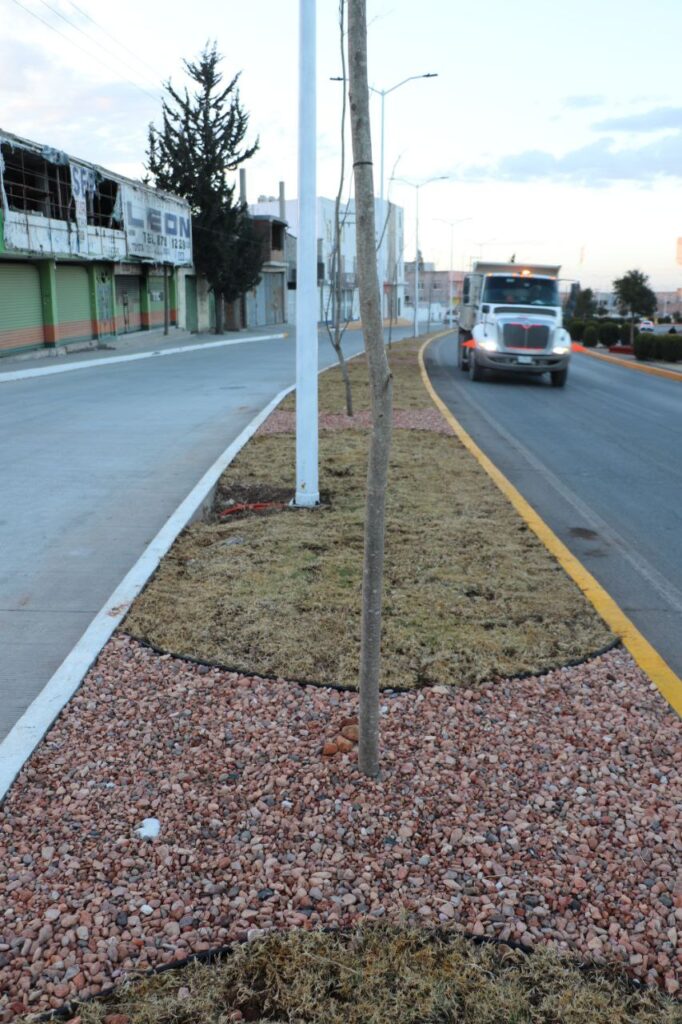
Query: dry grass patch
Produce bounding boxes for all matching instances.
[68,926,682,1024]
[125,339,614,688]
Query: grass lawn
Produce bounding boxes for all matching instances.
[65,926,682,1024]
[124,336,614,689]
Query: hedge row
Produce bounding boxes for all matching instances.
[634,331,682,362]
[565,319,632,347]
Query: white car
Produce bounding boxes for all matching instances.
[639,319,655,332]
[442,310,459,325]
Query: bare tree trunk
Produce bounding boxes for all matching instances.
[348,0,393,779]
[327,0,354,416]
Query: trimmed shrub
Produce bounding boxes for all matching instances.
[659,333,682,362]
[567,318,584,341]
[598,320,620,348]
[668,326,677,334]
[583,324,598,347]
[634,332,655,360]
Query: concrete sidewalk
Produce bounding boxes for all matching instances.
[0,324,290,375]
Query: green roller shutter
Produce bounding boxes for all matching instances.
[148,275,166,329]
[185,275,198,332]
[0,262,44,353]
[56,265,92,343]
[115,276,142,333]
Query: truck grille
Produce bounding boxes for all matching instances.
[503,323,550,349]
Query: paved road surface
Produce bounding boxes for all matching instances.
[0,325,410,741]
[426,334,682,691]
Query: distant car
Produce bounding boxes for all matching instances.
[442,310,459,324]
[638,319,655,332]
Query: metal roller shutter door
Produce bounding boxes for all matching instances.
[148,275,166,328]
[0,262,44,353]
[56,265,92,343]
[115,276,142,333]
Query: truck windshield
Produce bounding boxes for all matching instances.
[483,276,559,306]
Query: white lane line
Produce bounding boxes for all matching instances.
[0,333,287,385]
[0,384,293,802]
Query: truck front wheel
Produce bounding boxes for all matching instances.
[550,367,568,388]
[469,350,484,381]
[457,333,470,371]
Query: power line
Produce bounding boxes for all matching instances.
[66,0,162,81]
[9,0,161,103]
[32,0,161,91]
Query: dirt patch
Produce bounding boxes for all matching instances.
[124,338,614,688]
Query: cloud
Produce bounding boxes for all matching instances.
[457,133,682,186]
[562,95,605,109]
[0,37,46,91]
[593,106,682,132]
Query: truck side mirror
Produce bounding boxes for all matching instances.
[481,304,489,313]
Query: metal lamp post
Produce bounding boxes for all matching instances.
[392,175,448,337]
[331,71,437,320]
[436,217,472,319]
[295,0,319,507]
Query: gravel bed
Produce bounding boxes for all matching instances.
[256,407,454,435]
[0,636,680,1018]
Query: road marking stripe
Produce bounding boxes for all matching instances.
[419,336,682,717]
[576,346,682,382]
[0,333,288,385]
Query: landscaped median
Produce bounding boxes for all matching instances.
[1,337,681,1022]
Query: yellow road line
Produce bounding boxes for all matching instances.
[418,336,682,717]
[577,346,682,382]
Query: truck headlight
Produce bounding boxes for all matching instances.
[552,328,571,354]
[478,338,498,352]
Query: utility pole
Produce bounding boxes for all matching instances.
[295,0,320,507]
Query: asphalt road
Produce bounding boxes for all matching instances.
[0,324,411,741]
[426,334,682,691]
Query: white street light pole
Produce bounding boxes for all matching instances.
[369,73,437,207]
[330,72,437,321]
[295,0,319,508]
[368,74,436,320]
[435,217,472,317]
[392,175,448,338]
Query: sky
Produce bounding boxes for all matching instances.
[2,0,682,291]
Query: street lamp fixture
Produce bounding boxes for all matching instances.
[391,175,449,338]
[435,216,472,319]
[331,71,437,320]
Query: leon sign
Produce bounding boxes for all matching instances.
[122,183,192,266]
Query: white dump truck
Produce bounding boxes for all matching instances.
[457,262,571,387]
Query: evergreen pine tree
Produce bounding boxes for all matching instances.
[147,44,263,331]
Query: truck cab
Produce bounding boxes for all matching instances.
[457,262,571,387]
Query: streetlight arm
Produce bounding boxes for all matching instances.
[370,72,438,98]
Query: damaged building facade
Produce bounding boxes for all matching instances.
[0,129,203,356]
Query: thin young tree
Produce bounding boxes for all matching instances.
[348,0,393,778]
[325,0,355,416]
[147,44,263,332]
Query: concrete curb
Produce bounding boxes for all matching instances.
[420,336,682,720]
[0,384,294,803]
[575,345,682,381]
[0,333,287,385]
